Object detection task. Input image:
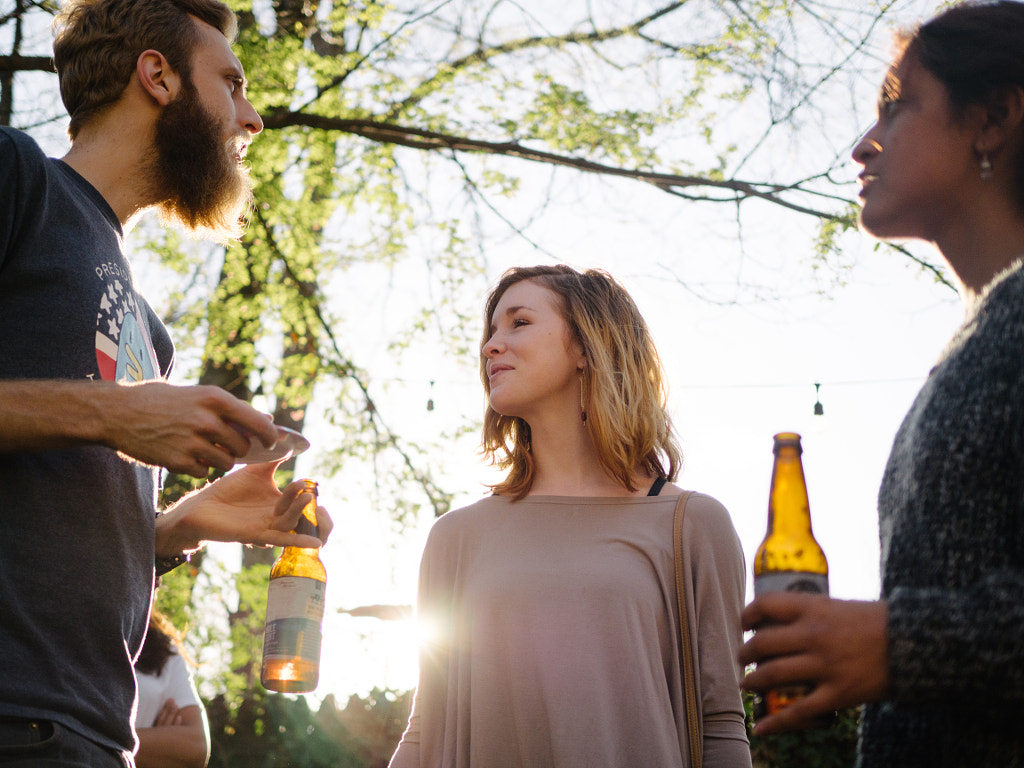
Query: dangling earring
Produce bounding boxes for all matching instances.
[980,153,993,181]
[579,373,587,424]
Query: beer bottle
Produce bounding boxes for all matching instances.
[752,432,828,717]
[261,479,327,693]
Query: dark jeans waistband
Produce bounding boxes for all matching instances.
[0,717,54,747]
[0,717,132,767]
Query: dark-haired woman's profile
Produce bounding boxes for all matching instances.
[741,3,1024,766]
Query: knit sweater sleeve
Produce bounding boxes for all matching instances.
[888,570,1024,705]
[880,262,1024,708]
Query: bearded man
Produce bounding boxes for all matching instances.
[0,2,331,765]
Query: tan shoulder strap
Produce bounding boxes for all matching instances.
[673,490,702,768]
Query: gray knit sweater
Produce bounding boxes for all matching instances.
[858,260,1024,767]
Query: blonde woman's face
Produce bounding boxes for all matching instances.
[482,280,585,422]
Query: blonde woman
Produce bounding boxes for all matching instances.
[391,265,750,767]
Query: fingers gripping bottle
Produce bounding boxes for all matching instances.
[753,432,829,718]
[261,479,326,693]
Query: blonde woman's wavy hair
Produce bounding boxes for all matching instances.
[480,265,681,499]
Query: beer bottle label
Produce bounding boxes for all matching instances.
[754,571,829,596]
[263,576,325,661]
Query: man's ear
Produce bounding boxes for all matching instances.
[136,49,181,106]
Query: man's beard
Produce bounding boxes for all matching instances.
[151,81,255,242]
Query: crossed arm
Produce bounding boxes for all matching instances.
[135,699,210,768]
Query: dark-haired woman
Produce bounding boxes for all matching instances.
[134,611,210,768]
[740,3,1024,766]
[390,265,751,767]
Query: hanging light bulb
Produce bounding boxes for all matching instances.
[813,382,824,416]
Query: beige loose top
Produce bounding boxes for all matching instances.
[389,490,751,768]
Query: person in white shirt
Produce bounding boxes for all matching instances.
[134,611,210,768]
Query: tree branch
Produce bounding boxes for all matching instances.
[251,205,454,517]
[262,112,851,219]
[889,242,955,291]
[0,55,53,73]
[383,1,689,120]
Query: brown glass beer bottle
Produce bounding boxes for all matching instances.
[752,432,829,718]
[261,479,327,693]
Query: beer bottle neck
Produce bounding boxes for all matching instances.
[294,515,318,539]
[294,480,320,539]
[767,455,813,536]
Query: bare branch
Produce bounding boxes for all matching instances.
[888,242,956,291]
[381,1,687,119]
[262,112,852,219]
[0,55,53,73]
[251,205,454,517]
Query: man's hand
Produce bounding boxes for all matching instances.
[104,380,280,477]
[739,593,890,735]
[155,462,334,556]
[0,379,280,478]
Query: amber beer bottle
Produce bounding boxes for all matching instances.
[261,479,326,693]
[753,432,829,718]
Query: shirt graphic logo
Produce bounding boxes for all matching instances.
[94,274,158,382]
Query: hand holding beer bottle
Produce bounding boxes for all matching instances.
[739,433,890,736]
[751,432,828,719]
[261,479,327,693]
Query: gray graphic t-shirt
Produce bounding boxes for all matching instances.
[0,126,174,753]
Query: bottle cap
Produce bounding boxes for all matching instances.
[772,432,803,454]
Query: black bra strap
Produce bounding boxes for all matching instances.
[647,476,667,496]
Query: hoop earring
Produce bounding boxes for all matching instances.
[579,374,587,424]
[980,153,993,181]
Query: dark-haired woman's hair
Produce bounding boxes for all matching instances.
[135,609,191,677]
[480,264,681,499]
[898,1,1024,208]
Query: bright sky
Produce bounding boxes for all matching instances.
[6,0,959,709]
[286,184,963,704]
[257,0,965,704]
[284,0,963,702]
